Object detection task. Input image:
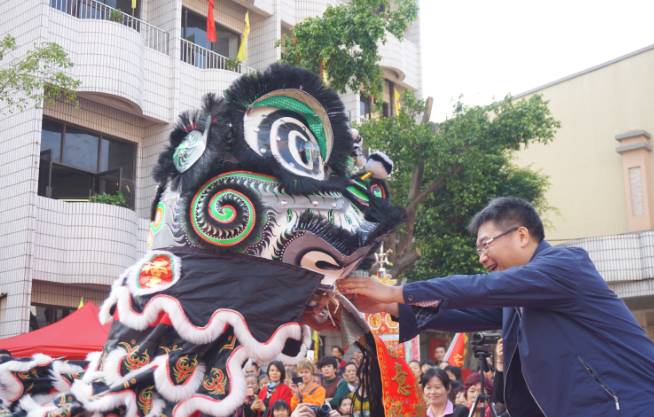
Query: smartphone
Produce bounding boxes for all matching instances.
[292,376,302,384]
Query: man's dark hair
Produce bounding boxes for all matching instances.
[319,356,339,369]
[467,197,545,242]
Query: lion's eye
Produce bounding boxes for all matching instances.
[242,91,333,180]
[246,110,325,179]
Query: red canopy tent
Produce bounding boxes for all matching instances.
[0,302,110,360]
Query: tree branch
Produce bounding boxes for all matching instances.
[391,249,420,277]
[405,163,463,215]
[396,162,424,258]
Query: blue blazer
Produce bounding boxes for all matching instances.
[398,241,654,417]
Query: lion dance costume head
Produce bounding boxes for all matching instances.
[0,65,423,417]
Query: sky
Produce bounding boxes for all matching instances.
[419,0,654,122]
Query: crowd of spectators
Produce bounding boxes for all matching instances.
[237,345,363,417]
[409,342,506,417]
[238,341,504,417]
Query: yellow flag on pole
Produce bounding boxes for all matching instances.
[131,0,136,11]
[236,11,251,63]
[394,88,402,114]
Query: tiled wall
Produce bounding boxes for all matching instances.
[0,0,47,337]
[31,196,148,286]
[247,7,280,71]
[137,124,173,220]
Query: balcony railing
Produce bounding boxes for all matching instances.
[49,0,169,54]
[180,38,255,73]
[559,231,654,284]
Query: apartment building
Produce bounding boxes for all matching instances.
[0,0,422,336]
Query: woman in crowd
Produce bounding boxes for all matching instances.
[421,367,468,417]
[444,366,461,383]
[337,396,353,417]
[409,360,422,379]
[235,375,260,417]
[290,359,326,409]
[463,372,493,417]
[252,361,293,416]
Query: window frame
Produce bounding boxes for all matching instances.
[181,6,241,59]
[38,117,137,209]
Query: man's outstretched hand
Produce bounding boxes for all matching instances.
[337,277,404,315]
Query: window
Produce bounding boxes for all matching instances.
[359,94,372,121]
[30,304,75,331]
[385,79,396,118]
[38,118,137,209]
[181,7,240,60]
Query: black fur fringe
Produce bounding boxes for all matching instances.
[355,332,385,417]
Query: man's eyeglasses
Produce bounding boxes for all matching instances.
[476,226,520,256]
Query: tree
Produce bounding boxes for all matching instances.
[359,93,559,279]
[0,35,79,114]
[279,0,417,98]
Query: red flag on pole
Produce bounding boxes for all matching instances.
[444,333,467,368]
[207,0,217,43]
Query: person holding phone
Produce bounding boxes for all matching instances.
[290,359,326,409]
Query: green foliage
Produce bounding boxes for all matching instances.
[109,10,123,23]
[0,35,80,114]
[279,0,417,98]
[225,58,240,72]
[89,191,127,208]
[358,92,559,279]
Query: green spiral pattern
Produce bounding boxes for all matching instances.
[190,179,257,247]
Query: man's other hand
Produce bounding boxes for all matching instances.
[337,277,404,306]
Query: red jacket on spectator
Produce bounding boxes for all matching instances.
[256,383,293,416]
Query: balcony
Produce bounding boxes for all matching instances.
[31,196,148,286]
[561,230,654,298]
[48,0,174,121]
[379,33,420,90]
[49,0,169,54]
[180,38,254,73]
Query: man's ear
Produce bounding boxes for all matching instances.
[518,226,531,247]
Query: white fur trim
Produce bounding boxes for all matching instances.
[172,347,248,417]
[145,396,165,417]
[126,251,182,297]
[23,396,58,417]
[111,287,305,363]
[0,354,53,404]
[99,267,133,324]
[82,351,103,383]
[50,360,84,393]
[71,378,138,417]
[152,356,205,402]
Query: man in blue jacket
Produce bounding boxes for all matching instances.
[338,197,654,417]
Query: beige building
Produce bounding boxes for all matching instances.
[0,0,422,337]
[514,45,654,336]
